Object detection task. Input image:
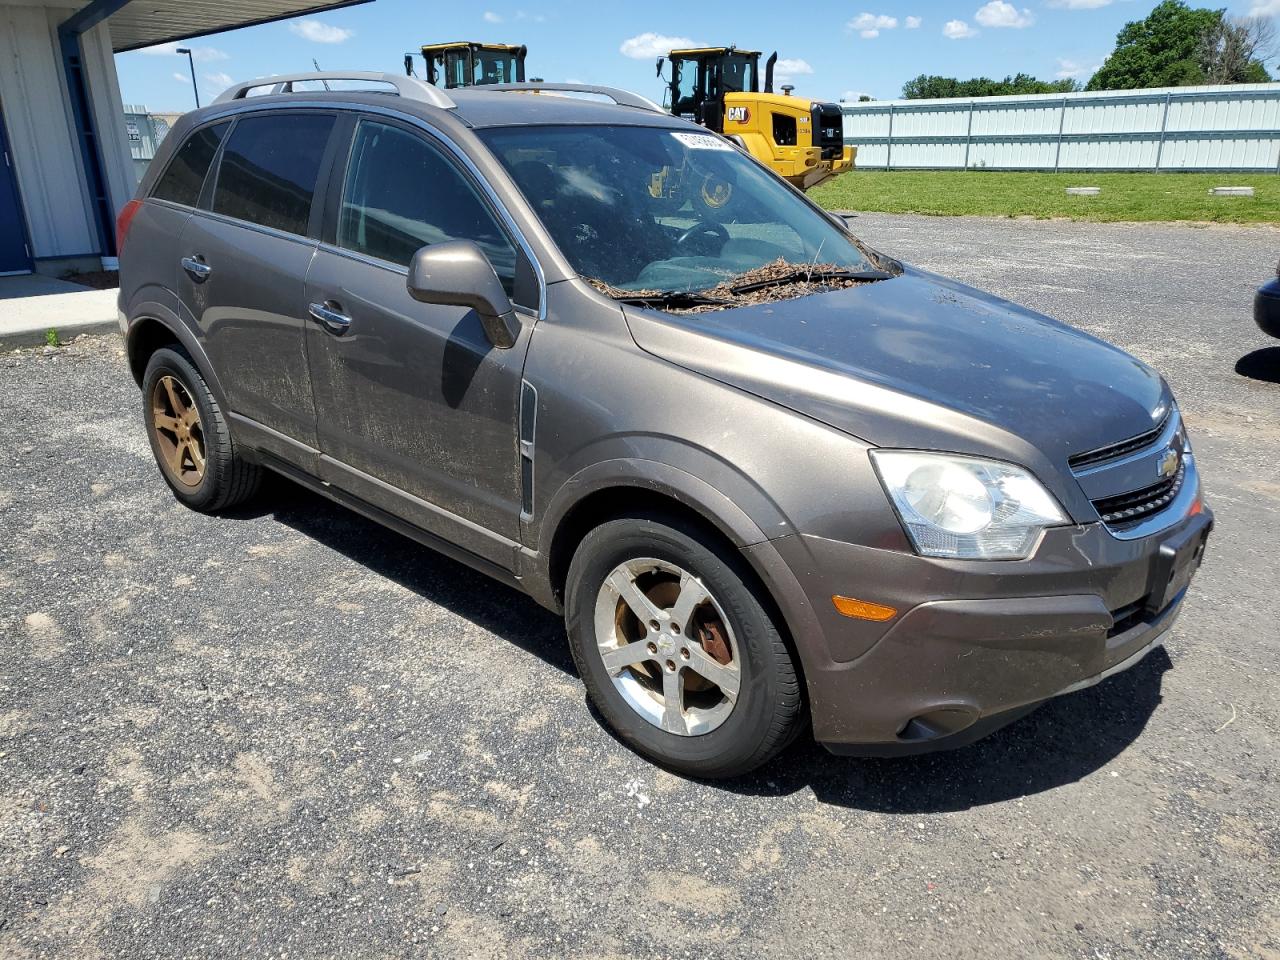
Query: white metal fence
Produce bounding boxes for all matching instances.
[841,83,1280,172]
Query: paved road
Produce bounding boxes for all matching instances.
[2,215,1278,959]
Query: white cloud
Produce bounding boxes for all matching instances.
[288,19,353,43]
[943,19,979,38]
[514,10,546,21]
[847,12,899,37]
[1054,57,1099,78]
[905,15,923,28]
[204,71,234,91]
[483,10,503,22]
[1047,0,1113,7]
[1247,0,1280,13]
[172,72,187,83]
[619,32,702,59]
[774,58,814,80]
[975,1,1034,28]
[139,42,228,62]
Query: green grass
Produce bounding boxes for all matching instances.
[811,170,1280,224]
[45,328,60,348]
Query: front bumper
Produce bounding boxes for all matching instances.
[1255,277,1280,339]
[787,146,857,192]
[748,504,1212,755]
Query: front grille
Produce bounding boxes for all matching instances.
[811,103,845,159]
[1068,409,1171,470]
[1091,461,1187,530]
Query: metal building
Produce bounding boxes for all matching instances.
[0,0,370,278]
[122,104,180,182]
[841,83,1280,173]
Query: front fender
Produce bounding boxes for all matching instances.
[535,455,781,559]
[522,453,828,682]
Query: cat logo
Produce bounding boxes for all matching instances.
[726,106,750,123]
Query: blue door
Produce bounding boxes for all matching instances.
[0,107,32,275]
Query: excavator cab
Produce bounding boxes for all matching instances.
[657,45,854,192]
[411,42,527,89]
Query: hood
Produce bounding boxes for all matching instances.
[623,266,1171,472]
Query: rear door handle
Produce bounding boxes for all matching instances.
[181,256,211,282]
[308,301,352,335]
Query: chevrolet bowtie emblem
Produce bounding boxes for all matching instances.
[1158,448,1180,479]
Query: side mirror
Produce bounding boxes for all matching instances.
[828,211,856,230]
[406,240,520,349]
[655,56,665,79]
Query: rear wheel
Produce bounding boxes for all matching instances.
[141,346,260,511]
[565,514,803,778]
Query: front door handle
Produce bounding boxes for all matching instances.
[308,300,352,335]
[181,255,211,282]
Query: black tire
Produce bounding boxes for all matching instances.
[141,346,260,511]
[565,513,803,778]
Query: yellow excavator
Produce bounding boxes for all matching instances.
[405,41,528,88]
[657,46,854,191]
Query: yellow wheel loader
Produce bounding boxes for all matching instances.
[406,41,527,88]
[657,47,855,191]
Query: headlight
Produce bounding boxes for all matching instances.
[869,450,1068,560]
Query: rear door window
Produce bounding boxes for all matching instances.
[211,113,335,236]
[336,119,517,296]
[152,122,229,207]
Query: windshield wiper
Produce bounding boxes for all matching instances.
[729,268,893,295]
[612,291,732,310]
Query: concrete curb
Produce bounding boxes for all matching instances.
[1,320,121,352]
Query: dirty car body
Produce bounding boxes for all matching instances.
[117,75,1211,775]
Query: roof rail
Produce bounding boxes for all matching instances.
[211,71,456,109]
[478,82,665,113]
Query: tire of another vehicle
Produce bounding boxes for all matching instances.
[565,513,804,778]
[141,346,261,511]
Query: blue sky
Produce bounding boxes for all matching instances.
[116,0,1280,112]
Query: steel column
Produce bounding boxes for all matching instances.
[963,101,975,169]
[1053,97,1067,171]
[1154,91,1173,171]
[885,104,894,170]
[58,0,132,258]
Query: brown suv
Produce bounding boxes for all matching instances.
[117,73,1211,777]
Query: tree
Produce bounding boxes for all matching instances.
[1198,16,1275,84]
[901,73,1081,99]
[1087,0,1271,90]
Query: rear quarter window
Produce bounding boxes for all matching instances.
[211,113,335,236]
[151,122,229,207]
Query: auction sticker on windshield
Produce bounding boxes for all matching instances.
[671,131,735,151]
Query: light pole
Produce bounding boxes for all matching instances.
[176,47,199,108]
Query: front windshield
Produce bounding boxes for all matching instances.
[478,124,875,294]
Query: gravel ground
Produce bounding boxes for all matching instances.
[2,215,1278,960]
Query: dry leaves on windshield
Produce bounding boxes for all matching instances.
[587,259,874,314]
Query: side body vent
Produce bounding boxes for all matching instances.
[519,380,537,519]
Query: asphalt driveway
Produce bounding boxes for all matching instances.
[2,214,1278,959]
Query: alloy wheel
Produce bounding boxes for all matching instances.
[150,374,206,488]
[592,557,741,736]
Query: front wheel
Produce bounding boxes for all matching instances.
[565,514,803,778]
